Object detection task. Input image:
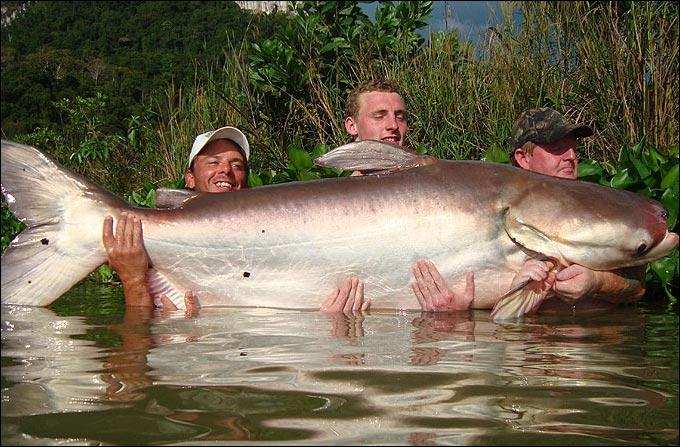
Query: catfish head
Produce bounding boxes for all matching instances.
[504,174,678,270]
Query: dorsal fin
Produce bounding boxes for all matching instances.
[155,188,200,209]
[314,140,436,173]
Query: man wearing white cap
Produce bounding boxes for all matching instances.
[102,127,251,308]
[184,126,250,193]
[103,127,369,313]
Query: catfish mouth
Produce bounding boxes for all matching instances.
[636,231,679,264]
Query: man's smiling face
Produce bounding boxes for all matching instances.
[345,91,408,147]
[185,139,248,193]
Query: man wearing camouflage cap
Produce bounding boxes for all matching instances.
[508,107,646,310]
[510,107,593,179]
[420,107,646,313]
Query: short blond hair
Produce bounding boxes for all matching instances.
[345,79,404,119]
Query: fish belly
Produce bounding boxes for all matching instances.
[142,207,524,310]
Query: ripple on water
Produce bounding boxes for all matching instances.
[1,296,678,445]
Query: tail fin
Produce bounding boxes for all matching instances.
[1,140,127,306]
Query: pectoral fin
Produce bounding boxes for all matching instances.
[503,210,567,265]
[490,260,558,322]
[490,279,550,322]
[314,140,436,173]
[147,269,186,309]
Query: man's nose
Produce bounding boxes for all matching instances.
[563,147,576,160]
[216,162,234,175]
[385,113,398,130]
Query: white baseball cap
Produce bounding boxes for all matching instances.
[188,126,250,167]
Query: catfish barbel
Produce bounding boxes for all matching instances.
[2,139,677,319]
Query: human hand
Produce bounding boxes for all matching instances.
[320,276,371,314]
[410,260,474,311]
[510,259,555,290]
[159,290,201,318]
[553,264,600,303]
[103,213,150,284]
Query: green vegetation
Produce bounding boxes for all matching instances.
[579,142,679,306]
[1,1,678,308]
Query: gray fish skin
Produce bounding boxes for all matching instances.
[139,161,525,309]
[1,140,677,309]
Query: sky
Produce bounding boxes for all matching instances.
[360,1,504,45]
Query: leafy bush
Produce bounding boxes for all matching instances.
[579,143,679,306]
[248,1,433,151]
[248,144,345,186]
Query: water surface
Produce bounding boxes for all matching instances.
[2,284,678,445]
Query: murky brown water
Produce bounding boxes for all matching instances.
[1,284,678,445]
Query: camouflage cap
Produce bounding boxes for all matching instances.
[510,107,593,149]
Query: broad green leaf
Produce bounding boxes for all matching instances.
[146,189,156,208]
[629,141,644,157]
[482,146,510,163]
[647,146,666,168]
[631,155,651,179]
[642,174,658,188]
[298,170,320,181]
[661,187,678,230]
[288,147,313,171]
[311,143,328,159]
[660,163,679,190]
[650,255,676,284]
[248,172,264,188]
[578,159,603,178]
[320,37,350,53]
[610,168,636,189]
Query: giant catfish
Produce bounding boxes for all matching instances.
[1,139,677,319]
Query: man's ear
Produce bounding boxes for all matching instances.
[344,116,359,137]
[184,170,195,189]
[513,148,531,170]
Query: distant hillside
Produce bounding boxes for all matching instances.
[1,0,284,136]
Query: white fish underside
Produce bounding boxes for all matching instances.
[141,197,526,310]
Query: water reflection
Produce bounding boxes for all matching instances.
[1,300,677,445]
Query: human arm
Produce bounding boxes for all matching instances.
[103,213,153,307]
[410,260,474,311]
[553,265,645,304]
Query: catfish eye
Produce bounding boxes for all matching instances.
[635,243,648,257]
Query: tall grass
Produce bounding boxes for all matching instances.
[141,1,677,177]
[488,1,679,160]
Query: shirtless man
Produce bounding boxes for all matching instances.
[343,79,476,311]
